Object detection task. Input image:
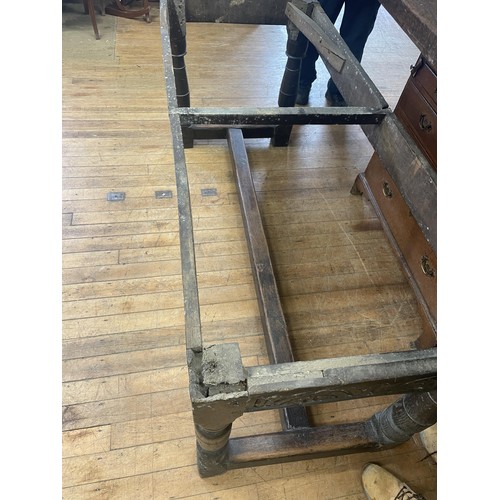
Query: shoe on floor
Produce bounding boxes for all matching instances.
[419,423,437,463]
[325,88,347,106]
[296,84,311,105]
[361,463,426,500]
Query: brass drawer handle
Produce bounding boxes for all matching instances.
[418,113,433,132]
[420,255,435,278]
[382,181,393,198]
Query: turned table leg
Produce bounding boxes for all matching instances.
[272,0,312,147]
[369,390,437,445]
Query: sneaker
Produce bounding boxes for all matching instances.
[419,423,437,463]
[361,463,426,500]
[296,84,311,105]
[325,88,347,107]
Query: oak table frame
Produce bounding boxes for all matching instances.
[159,0,437,477]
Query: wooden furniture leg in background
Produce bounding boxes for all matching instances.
[106,0,151,23]
[166,0,193,147]
[272,1,312,147]
[83,0,100,40]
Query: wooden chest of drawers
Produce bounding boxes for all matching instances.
[395,57,437,170]
[364,154,437,323]
[357,56,437,347]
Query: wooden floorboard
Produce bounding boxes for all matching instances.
[62,1,436,498]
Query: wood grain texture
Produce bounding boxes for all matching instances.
[62,2,435,498]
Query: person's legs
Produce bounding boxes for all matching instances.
[339,0,380,61]
[296,0,345,104]
[325,0,381,104]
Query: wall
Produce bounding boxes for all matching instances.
[186,0,289,24]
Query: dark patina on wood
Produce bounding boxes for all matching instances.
[160,0,437,478]
[174,106,387,125]
[229,389,436,469]
[378,0,437,72]
[227,128,310,431]
[160,0,201,351]
[185,0,289,25]
[285,1,436,250]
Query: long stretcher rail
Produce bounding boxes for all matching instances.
[159,0,437,478]
[160,1,201,351]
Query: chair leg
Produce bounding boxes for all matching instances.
[105,0,151,23]
[83,0,101,40]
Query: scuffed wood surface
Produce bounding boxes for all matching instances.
[62,4,436,497]
[379,0,437,70]
[186,0,289,24]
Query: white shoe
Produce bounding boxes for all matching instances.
[361,463,426,500]
[419,423,437,463]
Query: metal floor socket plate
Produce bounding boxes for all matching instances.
[107,192,126,201]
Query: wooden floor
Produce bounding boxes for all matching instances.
[62,2,436,498]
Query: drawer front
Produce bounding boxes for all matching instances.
[395,80,437,170]
[411,58,437,111]
[364,154,437,323]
